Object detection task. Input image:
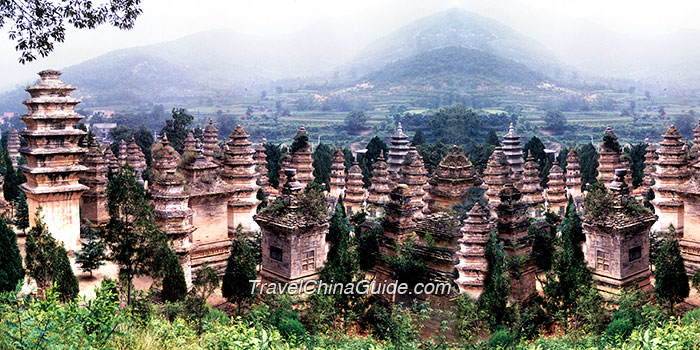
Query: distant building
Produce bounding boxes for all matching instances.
[90,122,117,144]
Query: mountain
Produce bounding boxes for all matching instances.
[363,46,546,89]
[349,8,564,78]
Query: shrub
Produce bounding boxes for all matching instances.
[682,308,700,326]
[488,327,516,349]
[605,317,635,343]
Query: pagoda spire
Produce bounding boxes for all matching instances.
[367,150,393,218]
[344,156,366,215]
[652,125,689,233]
[222,125,260,233]
[425,145,477,213]
[328,148,346,200]
[482,147,511,217]
[518,151,545,218]
[597,126,622,188]
[455,203,491,298]
[502,123,524,178]
[183,132,197,153]
[202,119,221,163]
[565,149,582,200]
[387,122,410,180]
[546,164,567,215]
[289,126,314,187]
[7,128,20,167]
[398,147,428,219]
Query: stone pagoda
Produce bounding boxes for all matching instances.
[151,134,196,285]
[691,121,700,160]
[399,147,428,219]
[118,139,128,166]
[518,151,545,218]
[455,204,491,298]
[495,182,536,302]
[180,143,236,274]
[202,120,221,163]
[546,165,567,215]
[254,144,275,197]
[366,151,393,218]
[79,140,109,226]
[104,147,119,174]
[344,158,366,215]
[328,148,346,200]
[387,123,410,180]
[424,146,478,214]
[597,126,622,189]
[183,132,197,153]
[482,147,511,217]
[7,128,20,167]
[652,125,689,233]
[583,169,656,299]
[126,137,146,184]
[565,149,583,200]
[254,169,329,284]
[502,123,524,178]
[222,125,260,233]
[290,126,314,188]
[413,212,461,300]
[19,70,88,251]
[639,141,657,196]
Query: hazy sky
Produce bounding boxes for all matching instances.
[2,0,700,91]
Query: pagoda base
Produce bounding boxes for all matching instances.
[592,268,652,300]
[26,191,82,252]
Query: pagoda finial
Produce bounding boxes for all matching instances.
[162,132,169,145]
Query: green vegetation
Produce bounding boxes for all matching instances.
[222,230,258,314]
[75,224,106,277]
[653,226,689,313]
[161,108,195,154]
[0,217,23,293]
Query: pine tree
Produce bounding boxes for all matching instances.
[160,108,194,154]
[75,224,105,277]
[222,234,257,314]
[13,191,29,233]
[186,265,219,334]
[161,247,187,303]
[542,199,595,326]
[654,226,689,313]
[0,217,24,292]
[311,142,334,188]
[478,230,511,330]
[485,130,500,146]
[3,151,21,203]
[24,209,79,301]
[411,130,426,146]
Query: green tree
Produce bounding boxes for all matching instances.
[416,142,452,175]
[485,130,500,146]
[25,209,79,301]
[411,130,426,146]
[264,143,283,188]
[1,1,142,63]
[543,110,567,133]
[13,191,29,233]
[359,136,389,186]
[478,230,512,330]
[523,136,553,187]
[222,234,258,314]
[577,143,599,188]
[186,265,220,334]
[161,247,188,303]
[103,165,168,304]
[161,108,194,154]
[0,217,24,293]
[428,104,482,145]
[654,226,689,313]
[345,110,368,133]
[3,151,22,203]
[543,199,596,326]
[529,224,554,271]
[627,143,648,188]
[75,224,106,277]
[312,142,334,188]
[673,112,695,139]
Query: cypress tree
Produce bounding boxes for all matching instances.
[222,235,257,314]
[653,226,689,313]
[478,230,511,330]
[485,130,500,146]
[14,192,29,233]
[25,210,79,301]
[75,225,106,277]
[161,247,188,303]
[0,217,24,292]
[3,151,21,203]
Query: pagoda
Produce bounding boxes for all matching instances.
[597,126,622,189]
[222,125,260,233]
[398,147,428,219]
[254,144,275,197]
[425,146,478,214]
[344,158,366,215]
[502,123,524,178]
[180,143,236,274]
[482,147,511,217]
[366,151,393,218]
[18,70,88,251]
[126,137,147,184]
[496,182,536,302]
[652,125,689,233]
[583,169,656,299]
[691,121,700,160]
[455,204,491,298]
[202,120,221,163]
[79,139,109,226]
[104,147,119,174]
[565,149,583,200]
[518,151,545,218]
[546,165,567,215]
[387,123,410,180]
[0,175,10,218]
[151,134,196,285]
[183,132,197,153]
[254,169,329,284]
[118,139,128,166]
[7,129,20,167]
[328,148,346,200]
[639,141,657,196]
[290,126,314,187]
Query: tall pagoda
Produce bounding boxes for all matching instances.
[344,158,366,215]
[482,147,511,217]
[455,203,491,298]
[19,70,88,251]
[151,134,196,285]
[7,129,20,167]
[597,126,622,189]
[290,126,314,187]
[399,147,428,219]
[79,140,109,226]
[222,125,260,233]
[502,123,524,178]
[519,151,545,218]
[565,149,583,200]
[387,123,410,180]
[328,148,346,200]
[366,151,393,218]
[202,120,221,163]
[652,125,689,233]
[546,165,567,215]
